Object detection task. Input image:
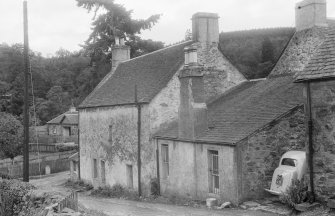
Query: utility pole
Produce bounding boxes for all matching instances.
[135,85,142,197]
[23,0,30,182]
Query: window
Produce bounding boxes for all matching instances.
[208,150,219,194]
[281,158,297,167]
[101,160,106,184]
[161,144,169,179]
[108,125,113,142]
[126,165,133,188]
[73,161,77,172]
[93,159,98,178]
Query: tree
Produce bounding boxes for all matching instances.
[0,112,23,159]
[76,0,161,61]
[261,37,275,63]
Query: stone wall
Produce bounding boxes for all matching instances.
[196,42,246,100]
[310,80,335,201]
[157,139,238,204]
[270,27,327,77]
[79,105,155,194]
[149,69,182,133]
[238,107,306,200]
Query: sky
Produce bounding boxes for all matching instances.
[1,0,335,57]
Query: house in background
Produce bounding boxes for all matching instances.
[154,0,335,204]
[47,106,78,143]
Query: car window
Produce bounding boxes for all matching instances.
[281,158,297,167]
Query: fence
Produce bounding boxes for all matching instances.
[29,144,57,153]
[57,191,78,212]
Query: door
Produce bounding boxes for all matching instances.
[101,160,106,184]
[126,165,133,188]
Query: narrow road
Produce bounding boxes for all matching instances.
[79,195,277,216]
[31,172,279,216]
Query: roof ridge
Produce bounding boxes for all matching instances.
[118,40,193,65]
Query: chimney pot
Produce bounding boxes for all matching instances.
[115,36,120,46]
[120,38,125,45]
[184,47,190,66]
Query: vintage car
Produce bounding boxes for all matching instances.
[265,151,307,195]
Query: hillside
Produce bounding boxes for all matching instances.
[219,27,295,79]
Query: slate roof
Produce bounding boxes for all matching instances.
[154,76,304,144]
[79,41,193,108]
[295,28,335,82]
[47,110,78,125]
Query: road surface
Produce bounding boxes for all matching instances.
[31,172,279,216]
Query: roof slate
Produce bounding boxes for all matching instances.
[155,76,304,144]
[47,111,78,125]
[79,41,193,108]
[295,28,335,82]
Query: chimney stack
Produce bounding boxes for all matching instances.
[112,37,130,71]
[192,12,219,44]
[295,0,327,31]
[178,45,207,140]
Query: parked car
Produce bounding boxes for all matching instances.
[265,151,307,195]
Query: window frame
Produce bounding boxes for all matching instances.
[161,144,169,179]
[208,150,220,194]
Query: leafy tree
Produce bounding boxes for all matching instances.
[76,0,161,61]
[261,37,275,63]
[127,36,164,58]
[0,112,23,159]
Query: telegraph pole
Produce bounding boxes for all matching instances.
[23,0,30,182]
[135,85,142,196]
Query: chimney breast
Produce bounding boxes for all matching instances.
[178,63,207,140]
[295,0,327,31]
[192,12,219,44]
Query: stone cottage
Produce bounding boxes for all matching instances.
[154,0,335,204]
[47,106,79,142]
[79,0,335,204]
[78,13,246,192]
[295,26,335,201]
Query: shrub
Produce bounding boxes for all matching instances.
[91,183,139,200]
[150,178,159,196]
[279,178,308,209]
[64,179,93,191]
[91,184,125,198]
[0,179,35,216]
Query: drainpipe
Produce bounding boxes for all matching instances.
[156,139,160,195]
[135,85,142,197]
[306,82,315,202]
[78,117,81,180]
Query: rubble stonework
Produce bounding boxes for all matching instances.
[310,80,335,201]
[239,108,307,200]
[196,42,246,100]
[270,27,327,77]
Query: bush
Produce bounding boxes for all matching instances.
[150,178,159,196]
[0,179,35,216]
[91,183,139,200]
[64,179,93,191]
[279,178,308,209]
[91,184,125,198]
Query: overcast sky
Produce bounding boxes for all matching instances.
[1,0,335,57]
